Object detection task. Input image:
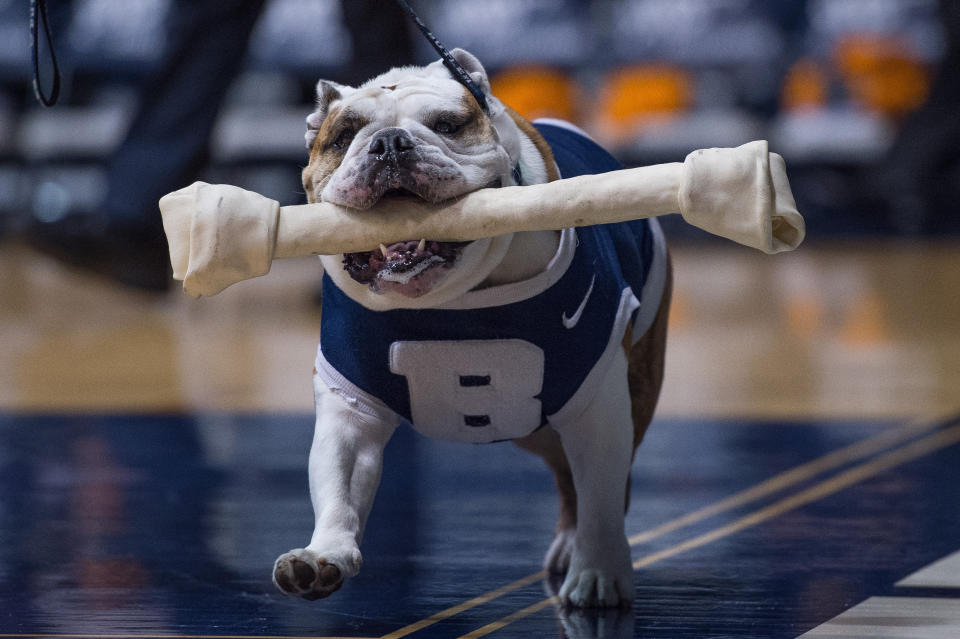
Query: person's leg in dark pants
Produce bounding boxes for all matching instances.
[340,1,415,86]
[879,0,960,234]
[104,0,267,234]
[29,0,267,291]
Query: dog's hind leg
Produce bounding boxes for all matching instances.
[514,426,578,574]
[552,347,635,607]
[273,374,399,600]
[515,256,672,580]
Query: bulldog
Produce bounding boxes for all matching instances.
[271,49,671,608]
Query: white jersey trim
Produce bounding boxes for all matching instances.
[436,228,577,310]
[631,218,668,343]
[546,287,640,428]
[314,348,403,424]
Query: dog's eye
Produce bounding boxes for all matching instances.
[433,119,460,136]
[332,128,356,150]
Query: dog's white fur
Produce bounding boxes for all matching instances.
[274,50,637,607]
[314,52,556,310]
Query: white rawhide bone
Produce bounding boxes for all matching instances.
[160,140,804,298]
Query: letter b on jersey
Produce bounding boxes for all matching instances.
[389,340,545,442]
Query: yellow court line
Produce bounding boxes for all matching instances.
[456,598,558,639]
[378,572,547,639]
[379,411,956,639]
[629,409,957,546]
[457,423,960,639]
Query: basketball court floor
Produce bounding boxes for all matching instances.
[2,238,959,638]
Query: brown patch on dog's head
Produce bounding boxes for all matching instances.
[448,86,494,147]
[503,105,560,182]
[408,85,495,156]
[303,106,372,203]
[302,81,357,202]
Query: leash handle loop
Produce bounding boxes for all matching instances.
[30,0,61,107]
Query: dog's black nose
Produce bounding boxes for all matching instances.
[368,128,415,160]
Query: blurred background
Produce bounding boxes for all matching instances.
[0,0,958,417]
[2,4,959,635]
[0,0,956,236]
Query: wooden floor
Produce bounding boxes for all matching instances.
[2,237,959,418]
[2,236,960,639]
[1,403,959,639]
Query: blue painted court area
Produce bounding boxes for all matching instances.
[1,413,959,638]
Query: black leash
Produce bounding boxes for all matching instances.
[29,0,470,114]
[393,0,489,114]
[30,0,61,107]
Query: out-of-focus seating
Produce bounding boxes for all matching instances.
[0,0,950,238]
[592,65,693,144]
[833,34,931,119]
[490,67,580,123]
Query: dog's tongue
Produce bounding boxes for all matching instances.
[375,240,444,296]
[342,240,469,297]
[378,261,448,296]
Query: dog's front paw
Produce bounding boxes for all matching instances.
[558,537,633,608]
[272,546,361,601]
[545,527,576,574]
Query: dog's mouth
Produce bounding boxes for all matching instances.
[340,179,503,297]
[343,237,472,297]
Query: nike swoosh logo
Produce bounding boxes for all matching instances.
[562,275,596,329]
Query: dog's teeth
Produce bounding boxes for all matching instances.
[417,238,426,252]
[379,244,389,258]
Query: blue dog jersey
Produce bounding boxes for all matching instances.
[315,119,668,443]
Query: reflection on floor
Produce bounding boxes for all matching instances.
[1,413,959,638]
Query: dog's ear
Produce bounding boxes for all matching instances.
[449,48,492,97]
[305,80,352,149]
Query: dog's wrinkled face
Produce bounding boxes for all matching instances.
[303,49,524,304]
[309,85,507,211]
